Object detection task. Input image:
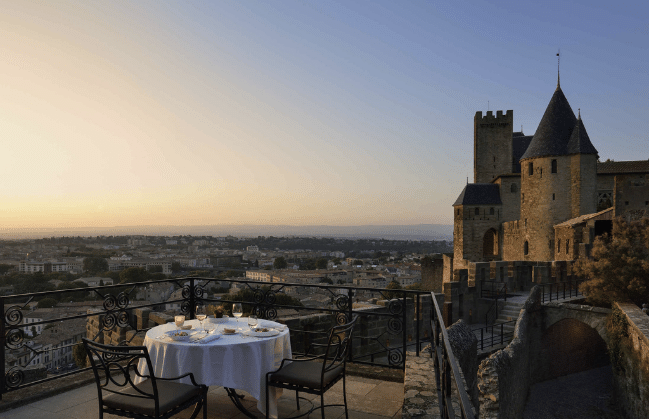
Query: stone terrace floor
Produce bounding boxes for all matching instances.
[3,375,404,419]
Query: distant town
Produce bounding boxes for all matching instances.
[2,234,450,375]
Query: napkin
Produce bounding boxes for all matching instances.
[200,332,221,343]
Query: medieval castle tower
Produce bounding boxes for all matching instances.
[444,76,649,290]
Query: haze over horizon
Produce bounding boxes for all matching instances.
[2,1,647,231]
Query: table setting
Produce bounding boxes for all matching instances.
[138,311,291,418]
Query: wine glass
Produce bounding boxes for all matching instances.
[248,315,258,331]
[174,315,185,331]
[196,305,207,333]
[232,303,243,324]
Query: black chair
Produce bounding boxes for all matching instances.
[82,338,207,419]
[265,316,358,419]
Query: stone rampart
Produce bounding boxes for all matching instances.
[477,286,542,419]
[610,302,649,419]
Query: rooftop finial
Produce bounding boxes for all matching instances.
[578,108,581,118]
[557,49,560,88]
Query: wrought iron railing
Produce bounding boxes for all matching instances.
[431,292,477,419]
[472,320,516,351]
[539,279,584,304]
[483,282,507,326]
[1,277,432,400]
[481,281,507,299]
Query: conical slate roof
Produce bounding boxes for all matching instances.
[566,113,598,155]
[520,86,576,160]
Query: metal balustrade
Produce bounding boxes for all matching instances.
[431,292,477,419]
[1,277,432,400]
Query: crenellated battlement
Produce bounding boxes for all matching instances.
[475,110,513,122]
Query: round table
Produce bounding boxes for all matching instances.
[137,318,291,418]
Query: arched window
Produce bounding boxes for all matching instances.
[510,183,517,193]
[557,239,561,253]
[475,207,480,216]
[528,162,534,176]
[551,159,558,173]
[490,207,494,215]
[524,241,529,255]
[566,239,570,254]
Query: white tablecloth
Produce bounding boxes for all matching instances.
[137,318,291,418]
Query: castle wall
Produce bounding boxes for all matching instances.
[474,110,513,183]
[520,155,574,260]
[454,205,503,265]
[613,174,649,219]
[570,154,598,218]
[494,175,521,222]
[553,226,579,261]
[502,220,524,260]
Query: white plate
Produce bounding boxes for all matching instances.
[244,329,280,337]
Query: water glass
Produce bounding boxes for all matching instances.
[232,303,243,323]
[196,305,207,332]
[248,315,258,331]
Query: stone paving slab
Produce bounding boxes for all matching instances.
[3,374,403,419]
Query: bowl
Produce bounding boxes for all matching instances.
[167,331,190,341]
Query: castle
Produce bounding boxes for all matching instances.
[434,76,649,322]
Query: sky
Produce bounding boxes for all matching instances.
[1,0,647,231]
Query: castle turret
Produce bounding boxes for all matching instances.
[474,110,514,183]
[519,85,597,260]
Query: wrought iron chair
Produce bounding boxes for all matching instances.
[265,316,358,419]
[82,338,207,419]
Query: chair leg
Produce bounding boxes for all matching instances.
[296,390,300,410]
[266,379,270,419]
[203,388,208,419]
[343,374,349,419]
[320,393,325,419]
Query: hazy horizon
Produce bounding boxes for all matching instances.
[2,1,646,230]
[0,223,453,241]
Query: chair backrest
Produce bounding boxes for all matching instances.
[321,316,358,376]
[82,338,160,410]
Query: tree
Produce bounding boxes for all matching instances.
[73,342,88,368]
[171,262,182,273]
[319,277,334,285]
[119,267,149,284]
[0,264,14,274]
[83,257,108,274]
[575,218,649,307]
[316,258,328,270]
[273,257,288,270]
[37,297,58,308]
[384,280,403,300]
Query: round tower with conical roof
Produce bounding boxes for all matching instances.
[518,83,598,261]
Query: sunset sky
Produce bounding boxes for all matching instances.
[1,1,647,231]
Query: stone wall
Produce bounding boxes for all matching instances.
[447,320,479,415]
[421,256,444,293]
[477,286,542,419]
[520,155,575,261]
[454,205,503,264]
[494,175,521,223]
[610,302,649,419]
[614,174,649,219]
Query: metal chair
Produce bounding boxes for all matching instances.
[82,338,207,419]
[265,316,358,419]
